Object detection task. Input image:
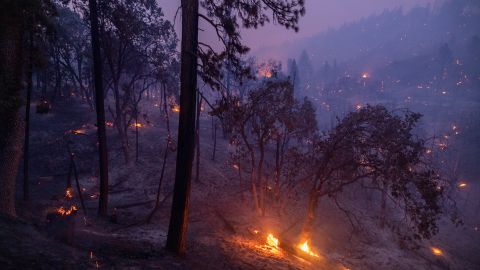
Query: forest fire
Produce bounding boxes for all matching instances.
[56,206,78,216]
[266,233,279,249]
[64,188,73,199]
[131,123,143,128]
[298,240,320,257]
[72,129,87,135]
[172,104,180,113]
[457,182,467,188]
[431,247,443,256]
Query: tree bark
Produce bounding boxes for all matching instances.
[194,93,201,183]
[166,0,199,255]
[380,186,387,229]
[23,32,33,201]
[301,190,319,239]
[88,0,110,217]
[0,17,24,217]
[258,141,265,216]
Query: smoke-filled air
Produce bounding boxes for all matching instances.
[0,0,479,269]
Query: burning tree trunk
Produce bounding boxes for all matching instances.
[0,15,24,217]
[166,0,199,255]
[88,0,110,217]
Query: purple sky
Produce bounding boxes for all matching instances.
[158,0,438,51]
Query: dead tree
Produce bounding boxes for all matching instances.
[88,0,110,217]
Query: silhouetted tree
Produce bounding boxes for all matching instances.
[167,0,305,255]
[301,105,460,242]
[0,0,55,217]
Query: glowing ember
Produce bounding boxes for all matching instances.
[263,70,272,78]
[131,123,143,128]
[233,164,239,170]
[105,121,114,127]
[361,72,369,78]
[172,105,180,113]
[65,188,73,199]
[431,247,443,256]
[57,205,78,216]
[457,182,467,188]
[355,104,362,110]
[72,129,87,135]
[298,240,320,257]
[266,233,279,249]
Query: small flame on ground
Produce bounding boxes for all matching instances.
[253,230,259,234]
[172,105,180,113]
[361,72,369,78]
[431,247,443,256]
[65,188,73,199]
[131,123,143,128]
[233,164,239,170]
[298,240,320,257]
[72,129,87,135]
[57,205,78,216]
[457,182,467,188]
[266,233,279,249]
[105,121,114,127]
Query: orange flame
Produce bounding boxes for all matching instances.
[298,240,320,257]
[431,247,443,256]
[458,182,467,188]
[131,123,143,128]
[65,188,73,199]
[72,129,87,135]
[266,234,279,249]
[57,205,78,216]
[172,105,180,113]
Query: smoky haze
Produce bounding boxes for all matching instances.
[158,0,438,53]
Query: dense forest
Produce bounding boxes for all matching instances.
[0,0,479,269]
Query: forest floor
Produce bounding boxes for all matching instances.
[1,97,479,270]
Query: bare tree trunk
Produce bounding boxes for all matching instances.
[212,120,217,160]
[380,186,387,229]
[0,19,24,217]
[89,0,110,217]
[23,33,34,201]
[135,108,139,162]
[301,190,319,239]
[258,142,265,216]
[166,0,199,255]
[274,137,281,202]
[194,93,202,183]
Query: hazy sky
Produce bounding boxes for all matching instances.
[158,0,438,51]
